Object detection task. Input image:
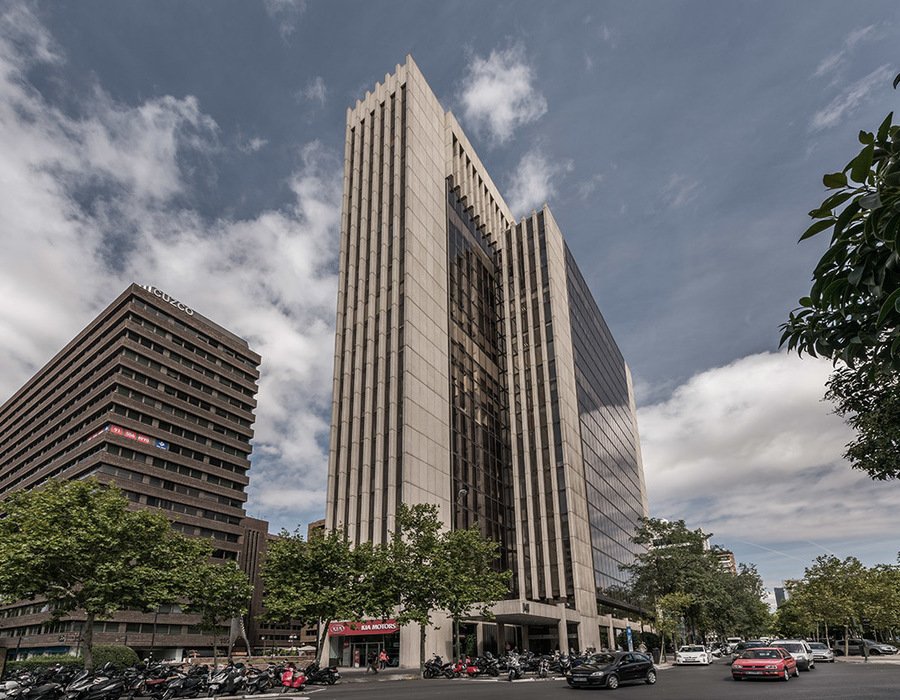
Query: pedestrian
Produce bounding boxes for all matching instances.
[367,649,379,674]
[378,649,388,670]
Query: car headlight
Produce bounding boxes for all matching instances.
[764,665,778,670]
[590,671,605,677]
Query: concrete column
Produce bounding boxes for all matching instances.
[557,618,569,655]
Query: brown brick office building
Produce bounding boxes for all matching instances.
[0,283,278,659]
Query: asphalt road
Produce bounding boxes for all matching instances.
[277,659,900,700]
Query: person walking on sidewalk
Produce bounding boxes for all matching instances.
[366,649,379,674]
[378,649,388,670]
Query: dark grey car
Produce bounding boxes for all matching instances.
[566,652,657,690]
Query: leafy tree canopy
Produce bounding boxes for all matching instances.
[0,479,211,668]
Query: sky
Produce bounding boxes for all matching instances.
[1,0,899,600]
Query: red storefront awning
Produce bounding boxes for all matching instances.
[328,619,399,636]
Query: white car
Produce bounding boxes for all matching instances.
[675,645,711,665]
[770,639,816,671]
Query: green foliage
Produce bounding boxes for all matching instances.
[4,656,83,676]
[785,554,900,645]
[89,645,140,669]
[389,504,511,667]
[0,479,213,668]
[183,562,252,633]
[825,367,900,480]
[623,519,770,644]
[781,107,900,370]
[261,528,371,652]
[261,503,512,670]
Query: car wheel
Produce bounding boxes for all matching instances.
[605,674,619,689]
[793,666,800,677]
[869,649,881,656]
[645,670,657,685]
[783,668,790,682]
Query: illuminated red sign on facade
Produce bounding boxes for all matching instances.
[327,620,399,636]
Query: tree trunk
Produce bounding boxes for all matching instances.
[824,621,829,647]
[83,612,95,670]
[844,625,849,657]
[317,620,331,665]
[212,635,218,670]
[419,624,426,673]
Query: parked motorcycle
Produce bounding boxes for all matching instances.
[277,667,306,693]
[207,665,246,697]
[300,663,339,686]
[506,653,524,682]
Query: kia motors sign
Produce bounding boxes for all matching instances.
[328,619,399,636]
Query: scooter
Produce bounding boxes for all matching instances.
[506,653,524,682]
[207,665,246,697]
[278,668,306,693]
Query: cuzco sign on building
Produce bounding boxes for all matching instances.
[138,284,194,316]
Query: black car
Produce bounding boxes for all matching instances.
[566,652,657,690]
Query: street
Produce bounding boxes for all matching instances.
[275,659,900,700]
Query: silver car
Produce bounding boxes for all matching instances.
[808,642,835,663]
[770,639,816,671]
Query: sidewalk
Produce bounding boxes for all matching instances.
[335,666,420,682]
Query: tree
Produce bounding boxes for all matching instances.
[780,109,900,371]
[780,76,900,480]
[433,523,511,660]
[0,479,211,668]
[183,562,252,667]
[825,366,900,480]
[623,519,770,646]
[387,503,511,670]
[802,555,868,655]
[261,529,378,655]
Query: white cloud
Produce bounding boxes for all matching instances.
[814,24,879,78]
[810,64,893,131]
[458,44,547,144]
[0,5,339,531]
[505,149,573,218]
[239,136,268,153]
[263,0,306,39]
[301,76,326,107]
[637,352,900,544]
[576,172,605,200]
[662,173,700,208]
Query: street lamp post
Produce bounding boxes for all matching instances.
[260,636,266,657]
[288,635,297,655]
[453,487,469,661]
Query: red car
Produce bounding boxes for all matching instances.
[732,647,798,681]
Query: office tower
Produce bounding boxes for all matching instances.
[0,283,261,659]
[325,56,649,665]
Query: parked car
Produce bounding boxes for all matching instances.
[731,647,798,682]
[808,642,835,663]
[674,645,711,665]
[769,639,816,671]
[833,639,898,656]
[566,652,657,689]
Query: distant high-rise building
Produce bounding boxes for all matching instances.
[0,283,266,659]
[325,56,649,666]
[715,549,738,576]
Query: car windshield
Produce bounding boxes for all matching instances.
[742,649,782,659]
[774,643,803,652]
[680,646,705,652]
[809,643,828,650]
[589,654,618,666]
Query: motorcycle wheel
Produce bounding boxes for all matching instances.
[326,677,336,686]
[508,671,514,682]
[488,668,499,677]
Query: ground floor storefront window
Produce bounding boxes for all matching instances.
[326,620,400,668]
